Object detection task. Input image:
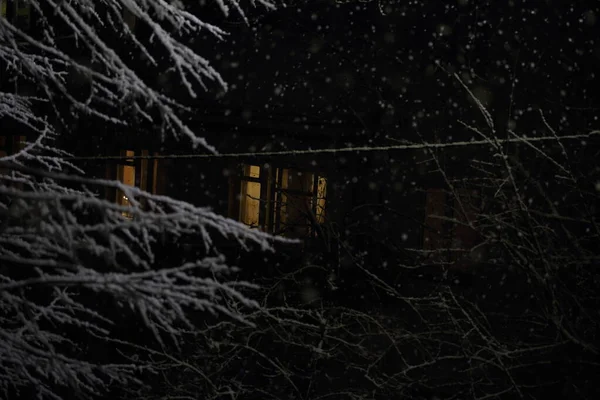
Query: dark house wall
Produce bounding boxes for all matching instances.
[5,1,597,279]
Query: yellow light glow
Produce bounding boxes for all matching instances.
[121,165,135,187]
[116,151,136,219]
[238,165,327,237]
[316,176,327,223]
[240,181,261,227]
[245,165,260,178]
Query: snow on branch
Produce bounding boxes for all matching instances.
[0,1,293,399]
[0,0,276,151]
[0,132,288,398]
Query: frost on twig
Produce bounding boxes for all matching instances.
[390,73,600,396]
[0,105,283,398]
[176,72,600,400]
[0,0,276,151]
[1,2,288,398]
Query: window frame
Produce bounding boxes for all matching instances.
[238,165,263,228]
[232,163,327,238]
[109,149,163,218]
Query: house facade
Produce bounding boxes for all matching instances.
[1,0,487,275]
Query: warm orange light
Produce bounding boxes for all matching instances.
[116,150,135,219]
[240,180,261,227]
[316,176,327,223]
[121,165,135,187]
[245,164,260,178]
[239,165,261,227]
[238,165,327,237]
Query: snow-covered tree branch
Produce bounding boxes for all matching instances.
[1,1,281,398]
[0,0,275,150]
[2,1,598,399]
[0,127,284,398]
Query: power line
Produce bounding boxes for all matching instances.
[66,131,599,161]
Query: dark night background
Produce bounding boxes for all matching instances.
[1,0,599,399]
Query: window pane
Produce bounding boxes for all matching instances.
[279,168,288,189]
[117,165,135,204]
[316,176,327,223]
[274,168,327,237]
[240,181,261,227]
[116,150,136,219]
[244,165,260,178]
[122,165,135,187]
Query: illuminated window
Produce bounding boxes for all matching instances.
[235,164,327,238]
[112,150,163,218]
[239,165,262,227]
[0,1,7,19]
[315,176,327,224]
[116,150,135,219]
[275,168,327,237]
